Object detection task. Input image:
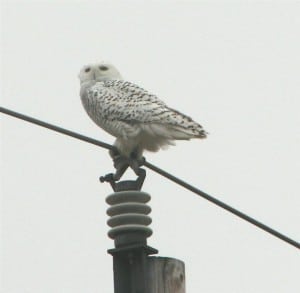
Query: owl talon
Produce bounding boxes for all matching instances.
[102,154,146,182]
[101,153,146,189]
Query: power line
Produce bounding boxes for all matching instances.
[144,161,300,249]
[0,107,113,151]
[1,106,299,250]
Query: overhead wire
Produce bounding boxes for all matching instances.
[1,106,299,250]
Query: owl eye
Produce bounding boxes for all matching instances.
[99,65,109,71]
[85,67,91,73]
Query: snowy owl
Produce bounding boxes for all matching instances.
[79,62,207,180]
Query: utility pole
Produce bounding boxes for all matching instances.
[101,172,185,293]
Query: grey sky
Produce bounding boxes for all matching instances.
[1,1,300,292]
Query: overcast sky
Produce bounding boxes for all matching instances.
[1,1,300,292]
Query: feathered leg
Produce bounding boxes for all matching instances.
[128,148,145,177]
[109,148,129,181]
[101,145,146,186]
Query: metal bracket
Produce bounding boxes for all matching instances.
[100,168,146,191]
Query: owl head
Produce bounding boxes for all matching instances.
[78,62,122,83]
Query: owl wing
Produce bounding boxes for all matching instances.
[88,80,168,123]
[86,79,207,139]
